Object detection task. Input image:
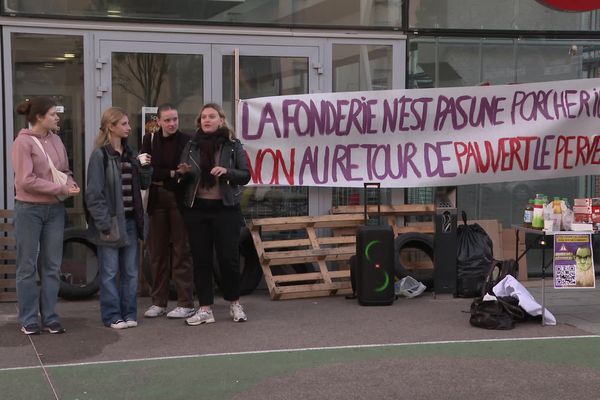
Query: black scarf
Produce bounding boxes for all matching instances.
[196,127,229,189]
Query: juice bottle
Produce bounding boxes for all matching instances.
[523,199,534,228]
[532,198,544,229]
[552,196,562,231]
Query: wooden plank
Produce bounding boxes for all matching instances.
[273,281,351,294]
[0,209,14,218]
[276,288,353,300]
[249,214,365,231]
[331,204,435,216]
[0,264,16,274]
[0,250,16,260]
[272,270,350,283]
[395,225,435,235]
[0,237,16,246]
[0,292,17,302]
[264,249,355,266]
[0,280,17,289]
[260,236,356,250]
[0,223,14,232]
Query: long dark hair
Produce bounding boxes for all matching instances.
[15,96,57,125]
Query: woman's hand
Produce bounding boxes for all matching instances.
[68,183,81,196]
[176,163,192,175]
[211,166,228,177]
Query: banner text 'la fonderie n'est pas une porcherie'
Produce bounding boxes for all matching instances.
[237,78,600,188]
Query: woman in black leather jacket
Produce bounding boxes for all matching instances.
[177,103,251,326]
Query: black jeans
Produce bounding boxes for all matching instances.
[182,199,241,306]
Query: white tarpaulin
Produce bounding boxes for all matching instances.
[238,78,600,187]
[493,275,557,325]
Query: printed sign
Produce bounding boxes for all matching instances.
[141,106,159,137]
[553,233,595,289]
[238,78,600,188]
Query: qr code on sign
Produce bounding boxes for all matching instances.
[555,265,576,287]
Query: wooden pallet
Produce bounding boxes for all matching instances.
[330,204,436,236]
[248,214,365,300]
[0,210,17,302]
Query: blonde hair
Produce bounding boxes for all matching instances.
[196,103,236,140]
[94,107,127,149]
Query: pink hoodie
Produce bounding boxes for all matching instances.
[12,128,77,204]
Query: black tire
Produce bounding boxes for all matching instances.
[394,232,435,287]
[213,226,263,296]
[58,228,100,300]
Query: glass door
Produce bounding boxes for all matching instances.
[212,44,320,219]
[97,40,211,150]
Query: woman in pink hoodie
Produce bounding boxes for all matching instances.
[11,96,80,335]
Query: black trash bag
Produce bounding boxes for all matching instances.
[456,211,494,298]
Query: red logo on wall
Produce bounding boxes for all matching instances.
[537,0,600,11]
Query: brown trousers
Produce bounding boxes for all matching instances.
[148,186,194,308]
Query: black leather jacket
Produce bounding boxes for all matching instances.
[179,136,250,208]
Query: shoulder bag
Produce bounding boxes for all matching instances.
[30,136,68,201]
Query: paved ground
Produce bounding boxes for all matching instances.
[1,278,599,399]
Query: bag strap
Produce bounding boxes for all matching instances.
[31,136,60,172]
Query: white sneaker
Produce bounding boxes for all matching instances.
[125,320,138,328]
[144,305,166,318]
[230,303,247,322]
[110,320,128,329]
[185,309,215,326]
[167,307,195,319]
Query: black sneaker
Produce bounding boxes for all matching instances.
[43,322,66,334]
[21,323,41,335]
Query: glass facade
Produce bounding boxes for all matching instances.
[3,0,402,28]
[409,0,600,31]
[331,44,395,207]
[222,54,311,219]
[407,36,600,228]
[11,33,86,226]
[1,1,598,238]
[111,52,204,149]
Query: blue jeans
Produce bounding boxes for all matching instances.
[14,200,65,327]
[97,218,139,326]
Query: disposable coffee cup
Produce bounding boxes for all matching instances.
[138,153,150,166]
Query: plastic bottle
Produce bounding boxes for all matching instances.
[532,197,544,229]
[523,199,534,228]
[552,196,562,231]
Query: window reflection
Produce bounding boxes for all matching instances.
[222,54,310,219]
[3,0,402,28]
[111,53,204,148]
[407,36,590,224]
[12,33,85,227]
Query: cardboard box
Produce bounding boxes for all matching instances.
[574,198,591,206]
[501,227,527,281]
[571,223,594,231]
[573,205,592,214]
[574,213,592,223]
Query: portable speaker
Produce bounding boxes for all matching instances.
[433,209,457,295]
[356,225,395,306]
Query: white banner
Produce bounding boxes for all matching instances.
[237,78,600,188]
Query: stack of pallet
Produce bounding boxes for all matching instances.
[0,210,16,302]
[248,214,365,300]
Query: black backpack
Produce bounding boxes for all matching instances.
[469,259,526,330]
